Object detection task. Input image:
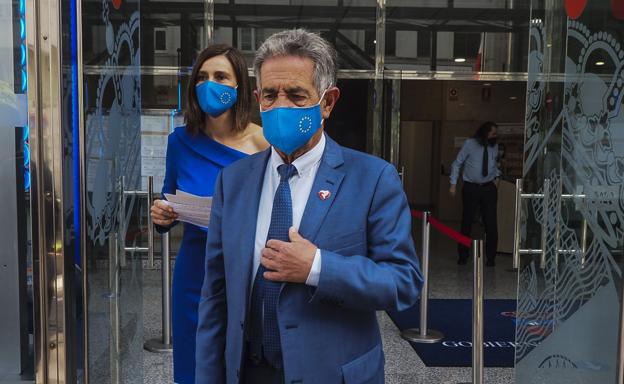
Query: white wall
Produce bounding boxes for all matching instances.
[436,32,454,60]
[395,31,418,58]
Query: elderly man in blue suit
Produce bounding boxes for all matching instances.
[196,29,423,384]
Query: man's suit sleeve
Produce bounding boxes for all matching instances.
[311,164,424,312]
[195,171,226,384]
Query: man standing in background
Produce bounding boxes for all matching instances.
[449,121,500,266]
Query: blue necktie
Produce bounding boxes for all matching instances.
[249,163,297,368]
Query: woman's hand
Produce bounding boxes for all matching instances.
[151,199,178,226]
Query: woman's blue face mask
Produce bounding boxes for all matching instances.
[259,90,326,155]
[196,80,238,117]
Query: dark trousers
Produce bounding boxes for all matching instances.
[458,181,498,261]
[242,353,284,384]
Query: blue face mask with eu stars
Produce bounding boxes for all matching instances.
[196,80,238,117]
[260,91,326,155]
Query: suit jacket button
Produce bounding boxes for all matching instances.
[240,321,244,329]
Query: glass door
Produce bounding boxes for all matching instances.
[515,1,624,383]
[81,0,143,383]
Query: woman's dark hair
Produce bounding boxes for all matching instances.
[473,121,498,145]
[184,44,252,135]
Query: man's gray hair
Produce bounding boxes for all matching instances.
[254,29,338,95]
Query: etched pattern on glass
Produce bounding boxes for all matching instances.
[523,21,547,176]
[516,16,624,382]
[85,2,143,384]
[86,2,141,245]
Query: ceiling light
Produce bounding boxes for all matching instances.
[483,83,492,86]
[509,96,518,100]
[454,58,466,63]
[595,61,605,66]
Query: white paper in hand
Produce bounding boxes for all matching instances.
[163,190,212,228]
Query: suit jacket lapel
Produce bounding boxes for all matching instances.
[298,135,345,242]
[237,149,270,299]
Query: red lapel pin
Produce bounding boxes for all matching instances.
[318,190,331,200]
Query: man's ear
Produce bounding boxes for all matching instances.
[321,87,340,120]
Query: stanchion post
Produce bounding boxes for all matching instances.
[401,211,444,343]
[161,232,172,346]
[472,240,484,384]
[580,217,588,267]
[460,239,484,384]
[144,232,173,353]
[108,233,121,383]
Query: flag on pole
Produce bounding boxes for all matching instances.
[474,33,484,72]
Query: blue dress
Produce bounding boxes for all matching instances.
[159,126,247,384]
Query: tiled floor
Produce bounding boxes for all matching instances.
[0,220,516,384]
[0,220,516,383]
[142,222,518,383]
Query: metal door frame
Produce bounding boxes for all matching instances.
[26,0,81,382]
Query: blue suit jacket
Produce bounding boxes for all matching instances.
[196,135,423,384]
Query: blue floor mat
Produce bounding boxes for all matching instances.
[387,299,517,367]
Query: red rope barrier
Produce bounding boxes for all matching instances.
[410,209,423,219]
[428,215,472,247]
[410,209,472,248]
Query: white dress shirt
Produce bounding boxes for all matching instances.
[252,134,326,287]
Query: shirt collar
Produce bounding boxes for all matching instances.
[269,133,326,178]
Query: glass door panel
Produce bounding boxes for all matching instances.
[515,1,624,383]
[83,1,143,383]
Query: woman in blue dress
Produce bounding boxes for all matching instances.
[150,45,268,384]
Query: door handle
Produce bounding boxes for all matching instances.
[513,178,553,270]
[512,178,522,269]
[539,178,551,269]
[118,177,126,268]
[147,176,155,268]
[117,176,155,267]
